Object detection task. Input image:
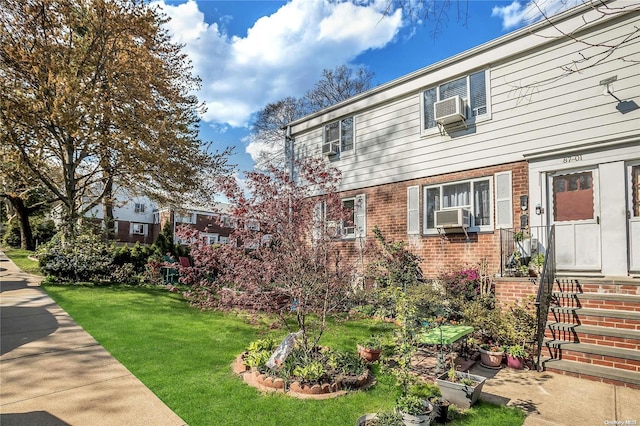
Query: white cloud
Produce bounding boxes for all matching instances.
[492,0,583,30]
[153,0,403,128]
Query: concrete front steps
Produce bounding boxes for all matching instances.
[542,277,640,389]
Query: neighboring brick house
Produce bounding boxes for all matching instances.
[155,203,234,246]
[85,194,233,245]
[286,0,639,280]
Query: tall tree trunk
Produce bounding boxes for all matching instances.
[3,194,34,250]
[102,176,115,240]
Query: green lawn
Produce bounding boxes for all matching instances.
[41,285,525,426]
[1,247,41,275]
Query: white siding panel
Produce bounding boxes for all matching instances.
[294,9,640,193]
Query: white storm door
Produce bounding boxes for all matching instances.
[628,164,640,273]
[550,169,601,271]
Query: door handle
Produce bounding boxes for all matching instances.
[597,216,600,224]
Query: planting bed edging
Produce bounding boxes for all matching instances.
[232,353,374,399]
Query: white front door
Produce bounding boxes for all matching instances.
[549,168,601,271]
[628,163,640,273]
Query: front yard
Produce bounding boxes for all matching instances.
[42,284,525,425]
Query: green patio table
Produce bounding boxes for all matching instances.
[418,325,474,374]
[418,325,473,345]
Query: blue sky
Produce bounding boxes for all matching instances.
[151,0,580,176]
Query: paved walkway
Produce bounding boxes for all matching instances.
[470,363,640,426]
[0,251,186,426]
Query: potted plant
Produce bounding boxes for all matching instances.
[427,396,450,424]
[396,394,433,425]
[357,335,383,362]
[478,341,504,369]
[529,252,545,277]
[356,411,404,426]
[514,231,532,258]
[435,363,486,410]
[506,344,527,370]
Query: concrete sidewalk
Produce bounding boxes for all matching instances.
[0,251,186,426]
[471,363,640,426]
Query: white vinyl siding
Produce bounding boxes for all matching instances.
[407,186,420,234]
[423,177,493,234]
[289,11,637,194]
[495,171,513,228]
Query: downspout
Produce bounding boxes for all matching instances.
[285,125,293,182]
[285,125,293,221]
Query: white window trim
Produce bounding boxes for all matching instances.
[422,176,494,235]
[134,203,145,213]
[175,212,195,224]
[322,116,355,158]
[342,194,366,239]
[419,68,492,137]
[131,223,148,236]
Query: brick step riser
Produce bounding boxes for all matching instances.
[544,347,640,372]
[546,312,640,330]
[542,366,640,390]
[552,296,640,312]
[544,329,640,350]
[554,282,640,295]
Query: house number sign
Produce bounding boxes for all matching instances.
[563,154,583,163]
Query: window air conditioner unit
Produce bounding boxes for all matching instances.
[434,95,466,125]
[322,142,339,156]
[435,208,471,229]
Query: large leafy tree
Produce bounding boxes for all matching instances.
[0,145,54,250]
[250,65,374,171]
[0,0,231,235]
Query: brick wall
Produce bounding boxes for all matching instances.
[494,277,539,306]
[339,161,529,278]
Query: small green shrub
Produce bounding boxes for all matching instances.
[38,232,112,282]
[293,361,326,383]
[396,394,426,415]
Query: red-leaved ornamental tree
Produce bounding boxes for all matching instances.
[177,157,359,351]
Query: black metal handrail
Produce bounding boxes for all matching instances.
[499,226,549,277]
[534,224,556,371]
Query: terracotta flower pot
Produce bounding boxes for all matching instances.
[357,345,382,362]
[478,347,504,369]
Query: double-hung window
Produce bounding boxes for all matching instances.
[131,223,147,235]
[422,69,489,132]
[313,194,366,239]
[341,194,366,239]
[134,203,145,213]
[423,177,493,234]
[322,116,354,156]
